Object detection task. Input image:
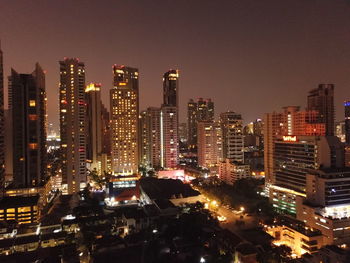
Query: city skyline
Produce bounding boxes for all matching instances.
[2,0,350,129]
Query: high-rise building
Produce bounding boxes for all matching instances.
[307,84,335,136]
[187,99,197,147]
[161,106,178,168]
[9,64,47,187]
[85,83,102,174]
[0,44,4,195]
[220,111,244,163]
[145,107,161,168]
[161,70,179,169]
[345,101,350,145]
[139,110,148,168]
[197,121,222,169]
[187,98,215,148]
[110,65,139,175]
[163,69,179,108]
[101,102,111,174]
[59,58,86,194]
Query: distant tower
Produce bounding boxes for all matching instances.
[161,70,179,168]
[345,101,350,145]
[59,58,86,194]
[9,64,47,187]
[307,84,334,136]
[187,98,215,148]
[85,83,102,174]
[220,111,244,163]
[110,65,139,175]
[0,43,4,195]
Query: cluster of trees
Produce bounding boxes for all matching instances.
[194,178,275,216]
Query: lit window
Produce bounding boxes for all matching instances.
[29,100,36,107]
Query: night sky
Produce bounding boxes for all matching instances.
[1,0,350,130]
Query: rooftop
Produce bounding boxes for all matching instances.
[0,195,39,209]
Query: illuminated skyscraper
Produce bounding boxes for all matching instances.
[85,83,102,174]
[9,64,47,187]
[110,65,139,175]
[345,101,350,145]
[0,44,4,195]
[307,84,335,136]
[161,70,179,168]
[59,58,86,194]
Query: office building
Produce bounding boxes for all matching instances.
[85,83,102,174]
[0,45,4,195]
[178,122,187,143]
[307,84,335,136]
[139,110,148,168]
[271,135,343,216]
[220,111,244,163]
[110,65,139,175]
[59,58,86,194]
[345,101,350,145]
[264,106,326,189]
[197,120,222,169]
[296,168,350,245]
[8,64,47,188]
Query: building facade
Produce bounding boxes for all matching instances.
[110,65,139,175]
[0,45,4,196]
[9,64,47,188]
[345,101,350,145]
[59,58,86,194]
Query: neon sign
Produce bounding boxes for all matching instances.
[283,136,297,142]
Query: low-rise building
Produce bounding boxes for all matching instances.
[0,195,39,224]
[219,159,251,185]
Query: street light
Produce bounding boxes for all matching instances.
[200,257,206,263]
[240,206,245,212]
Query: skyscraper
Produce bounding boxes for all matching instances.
[307,84,335,136]
[110,65,139,175]
[220,111,244,163]
[59,58,86,194]
[0,44,4,195]
[85,83,102,174]
[345,101,350,145]
[9,64,47,187]
[161,70,179,168]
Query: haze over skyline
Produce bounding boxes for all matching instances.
[1,0,350,129]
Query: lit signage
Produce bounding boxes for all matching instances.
[282,136,297,142]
